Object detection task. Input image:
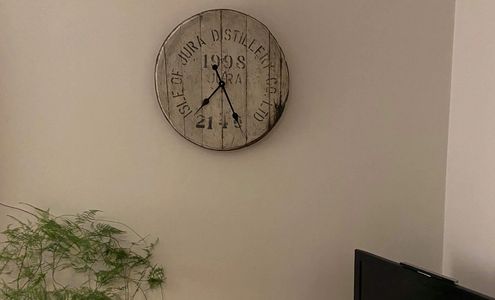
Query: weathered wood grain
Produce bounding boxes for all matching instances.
[221,10,247,150]
[155,9,289,150]
[155,48,168,118]
[280,46,289,120]
[200,10,223,149]
[181,17,202,145]
[269,34,281,128]
[246,16,270,144]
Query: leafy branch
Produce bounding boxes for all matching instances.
[0,202,165,300]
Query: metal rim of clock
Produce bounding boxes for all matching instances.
[154,8,290,151]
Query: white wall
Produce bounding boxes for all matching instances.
[0,1,455,299]
[443,0,495,297]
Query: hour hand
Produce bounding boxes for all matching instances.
[195,98,210,114]
[195,84,221,114]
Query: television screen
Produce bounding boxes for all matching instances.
[354,249,494,300]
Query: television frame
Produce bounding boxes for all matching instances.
[354,249,494,300]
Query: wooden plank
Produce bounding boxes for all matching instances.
[280,46,289,118]
[268,34,281,128]
[200,10,223,149]
[181,16,203,145]
[246,16,270,143]
[163,18,193,137]
[155,47,168,118]
[221,10,247,150]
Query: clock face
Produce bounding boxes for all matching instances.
[155,9,289,150]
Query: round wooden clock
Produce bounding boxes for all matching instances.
[155,9,289,150]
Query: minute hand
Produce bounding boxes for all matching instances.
[213,65,240,126]
[221,87,239,122]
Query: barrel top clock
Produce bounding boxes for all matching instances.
[155,9,289,150]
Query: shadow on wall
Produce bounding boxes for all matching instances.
[448,257,495,298]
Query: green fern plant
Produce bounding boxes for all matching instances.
[0,203,165,300]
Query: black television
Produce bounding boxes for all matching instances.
[354,249,494,300]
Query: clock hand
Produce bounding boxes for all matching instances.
[224,88,246,138]
[221,87,240,125]
[213,64,237,118]
[212,65,245,137]
[194,83,221,114]
[194,64,225,114]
